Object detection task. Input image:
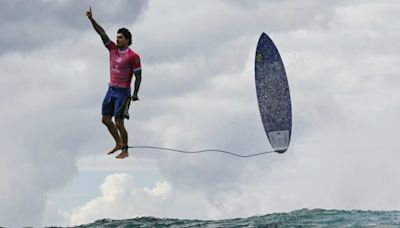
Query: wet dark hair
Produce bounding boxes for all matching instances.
[117,28,132,46]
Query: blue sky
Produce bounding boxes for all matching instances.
[1,0,400,227]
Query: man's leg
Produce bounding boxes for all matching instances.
[102,115,123,154]
[115,118,129,159]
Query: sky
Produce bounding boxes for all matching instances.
[0,0,400,227]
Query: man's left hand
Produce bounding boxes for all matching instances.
[131,94,139,101]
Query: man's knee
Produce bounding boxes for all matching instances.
[102,116,113,125]
[114,119,125,130]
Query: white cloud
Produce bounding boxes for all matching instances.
[63,173,173,226]
[143,181,171,200]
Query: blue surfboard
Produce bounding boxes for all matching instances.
[255,33,292,153]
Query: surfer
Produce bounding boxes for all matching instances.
[86,6,142,159]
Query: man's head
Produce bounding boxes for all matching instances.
[116,28,132,48]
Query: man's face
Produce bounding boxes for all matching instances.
[116,33,129,48]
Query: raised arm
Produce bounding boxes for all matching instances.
[86,6,110,45]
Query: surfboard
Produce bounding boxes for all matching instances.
[255,33,292,153]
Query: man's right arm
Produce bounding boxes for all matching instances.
[89,18,110,45]
[86,6,110,45]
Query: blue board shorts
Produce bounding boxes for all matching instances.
[102,86,131,119]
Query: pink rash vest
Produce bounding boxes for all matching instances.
[105,40,141,88]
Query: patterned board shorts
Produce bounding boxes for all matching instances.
[102,86,131,119]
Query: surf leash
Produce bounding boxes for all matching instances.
[127,145,277,158]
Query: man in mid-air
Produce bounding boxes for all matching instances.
[86,6,142,159]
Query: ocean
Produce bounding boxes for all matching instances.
[49,208,400,228]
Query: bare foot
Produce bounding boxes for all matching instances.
[107,144,123,155]
[116,151,129,159]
